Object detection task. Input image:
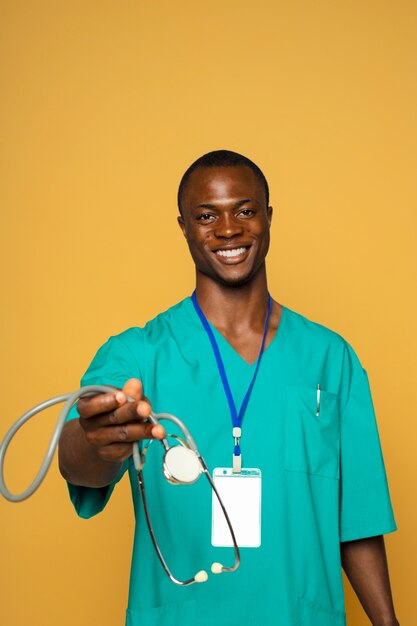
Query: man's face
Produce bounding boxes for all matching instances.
[178,165,273,287]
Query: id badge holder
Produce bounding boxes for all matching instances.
[211,467,262,548]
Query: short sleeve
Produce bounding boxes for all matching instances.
[338,341,398,542]
[64,329,143,519]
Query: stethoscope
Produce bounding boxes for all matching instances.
[0,385,240,585]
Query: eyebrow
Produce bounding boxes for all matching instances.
[192,198,253,211]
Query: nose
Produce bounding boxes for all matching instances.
[213,212,243,239]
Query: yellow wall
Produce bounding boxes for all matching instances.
[0,1,415,624]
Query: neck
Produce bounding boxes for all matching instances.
[194,265,269,332]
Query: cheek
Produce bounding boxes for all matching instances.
[186,229,213,248]
[256,221,271,238]
[185,235,207,260]
[253,225,270,251]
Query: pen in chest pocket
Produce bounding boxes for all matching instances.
[316,384,321,417]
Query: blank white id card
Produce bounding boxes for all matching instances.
[211,467,262,548]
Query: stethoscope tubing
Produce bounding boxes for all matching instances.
[0,385,120,502]
[0,385,241,585]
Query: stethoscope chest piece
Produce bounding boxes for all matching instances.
[163,445,202,485]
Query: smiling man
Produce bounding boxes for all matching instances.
[58,150,400,626]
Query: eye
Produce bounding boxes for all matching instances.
[196,213,215,222]
[239,208,255,217]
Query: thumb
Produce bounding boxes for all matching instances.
[122,378,145,402]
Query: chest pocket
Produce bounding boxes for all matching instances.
[284,385,340,480]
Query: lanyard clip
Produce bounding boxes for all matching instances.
[233,453,242,473]
[233,426,241,447]
[233,427,242,473]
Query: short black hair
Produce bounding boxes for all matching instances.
[177,149,269,215]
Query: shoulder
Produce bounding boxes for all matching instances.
[283,303,366,377]
[111,297,191,346]
[283,304,347,349]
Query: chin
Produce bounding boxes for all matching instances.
[214,271,255,288]
[197,257,265,288]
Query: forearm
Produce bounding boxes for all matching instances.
[340,535,399,626]
[58,419,123,488]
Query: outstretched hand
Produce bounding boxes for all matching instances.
[76,378,166,463]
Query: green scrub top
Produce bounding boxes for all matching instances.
[65,297,398,626]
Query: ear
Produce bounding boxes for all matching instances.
[267,205,273,226]
[177,214,187,237]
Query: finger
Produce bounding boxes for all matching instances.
[77,391,120,419]
[113,394,152,420]
[150,423,165,439]
[112,396,152,424]
[136,399,152,419]
[79,399,163,431]
[85,421,166,447]
[80,400,143,429]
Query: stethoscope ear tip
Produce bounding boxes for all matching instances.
[194,570,208,583]
[211,562,223,575]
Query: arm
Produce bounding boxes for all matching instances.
[340,535,400,626]
[58,378,165,488]
[59,418,123,488]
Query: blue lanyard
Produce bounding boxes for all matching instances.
[191,290,272,471]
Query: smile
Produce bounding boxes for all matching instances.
[212,245,251,264]
[215,247,247,258]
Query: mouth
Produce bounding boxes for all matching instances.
[212,245,251,264]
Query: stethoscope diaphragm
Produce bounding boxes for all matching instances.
[162,445,202,485]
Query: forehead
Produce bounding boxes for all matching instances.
[182,165,266,211]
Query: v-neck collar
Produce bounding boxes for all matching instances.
[184,296,288,367]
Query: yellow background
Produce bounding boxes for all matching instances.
[0,1,415,624]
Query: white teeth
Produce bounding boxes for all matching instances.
[216,247,246,258]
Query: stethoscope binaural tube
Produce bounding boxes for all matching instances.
[0,385,240,585]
